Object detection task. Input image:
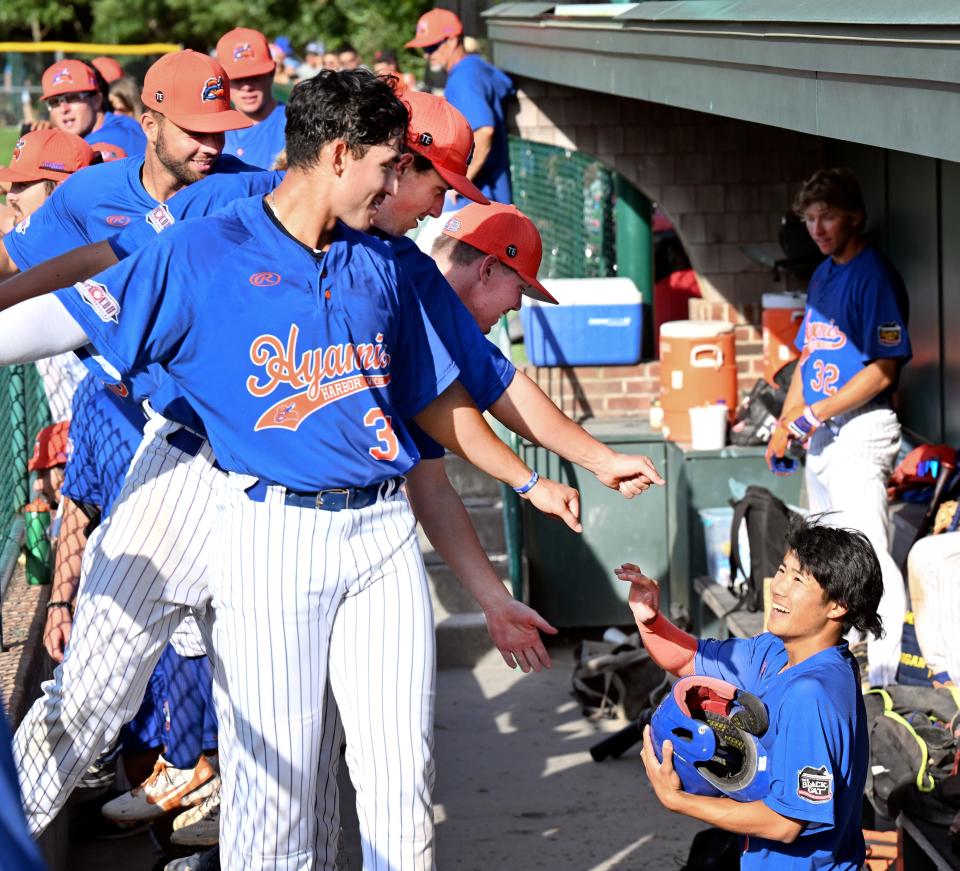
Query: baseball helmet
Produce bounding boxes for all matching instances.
[651,675,770,802]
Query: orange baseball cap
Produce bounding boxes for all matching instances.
[28,422,70,472]
[441,203,557,303]
[405,9,463,48]
[402,91,488,205]
[0,129,95,183]
[216,27,276,80]
[92,56,125,83]
[141,50,253,133]
[41,60,99,100]
[89,141,128,162]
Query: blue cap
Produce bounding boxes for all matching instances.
[274,36,294,56]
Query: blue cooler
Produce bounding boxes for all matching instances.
[521,278,643,366]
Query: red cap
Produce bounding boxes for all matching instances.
[141,50,253,133]
[402,91,488,205]
[405,9,463,48]
[0,129,95,183]
[28,422,70,472]
[92,56,125,83]
[441,203,557,303]
[41,60,99,100]
[216,27,276,80]
[88,141,128,162]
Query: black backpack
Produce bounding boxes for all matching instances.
[729,486,801,612]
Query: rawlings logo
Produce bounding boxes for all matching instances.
[201,76,225,103]
[146,204,175,234]
[233,43,255,61]
[246,324,391,431]
[75,279,120,324]
[12,138,26,161]
[106,215,131,227]
[249,272,281,286]
[797,766,833,804]
[801,317,847,354]
[878,322,903,347]
[418,132,433,147]
[506,244,518,258]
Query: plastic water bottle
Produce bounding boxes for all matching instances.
[23,499,52,585]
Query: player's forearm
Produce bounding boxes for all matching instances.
[668,793,803,844]
[809,358,899,421]
[50,497,87,605]
[466,127,494,182]
[0,241,118,312]
[406,460,511,611]
[0,295,90,365]
[414,382,534,490]
[0,239,19,281]
[491,370,611,471]
[635,612,697,677]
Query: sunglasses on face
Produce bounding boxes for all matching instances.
[422,41,445,56]
[46,92,92,108]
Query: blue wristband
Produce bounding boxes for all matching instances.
[513,471,540,495]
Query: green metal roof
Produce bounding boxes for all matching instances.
[483,1,960,162]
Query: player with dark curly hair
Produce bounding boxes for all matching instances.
[617,517,883,870]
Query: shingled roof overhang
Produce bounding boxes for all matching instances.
[483,1,960,161]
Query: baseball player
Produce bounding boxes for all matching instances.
[619,519,883,870]
[36,58,146,157]
[0,49,254,280]
[216,27,287,169]
[0,70,583,870]
[767,168,911,688]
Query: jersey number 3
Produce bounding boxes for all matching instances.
[809,360,840,396]
[364,409,399,461]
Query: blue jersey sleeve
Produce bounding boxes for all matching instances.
[54,225,200,379]
[445,63,496,131]
[763,677,844,829]
[60,374,104,507]
[855,269,911,363]
[2,176,87,269]
[695,635,765,686]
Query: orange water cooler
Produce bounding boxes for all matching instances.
[659,320,738,443]
[762,292,806,385]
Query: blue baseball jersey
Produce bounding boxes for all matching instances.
[795,246,911,406]
[696,633,867,870]
[86,111,147,157]
[0,701,45,871]
[3,153,256,271]
[56,195,459,490]
[60,372,145,516]
[224,103,286,169]
[443,55,515,209]
[377,231,516,460]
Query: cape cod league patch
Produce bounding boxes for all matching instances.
[877,322,903,346]
[797,765,833,803]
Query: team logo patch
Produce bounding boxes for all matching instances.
[12,138,26,161]
[146,204,175,234]
[105,381,130,399]
[154,90,165,103]
[797,766,833,803]
[51,67,74,86]
[418,132,433,147]
[106,215,130,227]
[443,218,461,232]
[201,76,225,103]
[249,271,281,286]
[878,322,903,347]
[233,42,255,61]
[506,244,518,258]
[14,216,30,235]
[75,279,120,324]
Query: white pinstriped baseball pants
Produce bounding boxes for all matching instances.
[907,530,960,683]
[211,473,436,871]
[805,406,905,687]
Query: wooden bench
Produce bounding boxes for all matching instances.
[692,576,764,639]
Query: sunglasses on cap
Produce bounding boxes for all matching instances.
[46,92,93,108]
[421,40,446,55]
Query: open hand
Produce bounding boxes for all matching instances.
[614,563,660,625]
[524,476,582,533]
[484,599,557,671]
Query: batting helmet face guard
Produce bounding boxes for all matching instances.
[651,675,771,802]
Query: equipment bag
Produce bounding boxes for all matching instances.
[864,685,960,820]
[728,486,801,612]
[730,378,785,447]
[571,637,667,722]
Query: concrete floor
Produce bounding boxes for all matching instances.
[66,645,705,870]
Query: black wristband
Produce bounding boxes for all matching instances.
[46,601,73,617]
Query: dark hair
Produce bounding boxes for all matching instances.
[42,179,58,196]
[285,69,407,170]
[785,517,884,639]
[792,168,867,230]
[337,43,358,56]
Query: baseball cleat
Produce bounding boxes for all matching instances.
[101,754,219,822]
[171,782,220,847]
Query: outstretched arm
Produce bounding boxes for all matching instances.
[490,370,665,497]
[406,458,557,671]
[415,381,582,533]
[615,563,697,677]
[0,295,89,365]
[43,497,88,663]
[0,241,118,312]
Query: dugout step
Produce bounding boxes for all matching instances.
[426,555,511,617]
[443,452,504,500]
[435,612,499,669]
[417,502,506,557]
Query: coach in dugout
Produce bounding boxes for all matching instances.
[767,168,911,688]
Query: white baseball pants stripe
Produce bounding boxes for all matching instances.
[907,530,960,682]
